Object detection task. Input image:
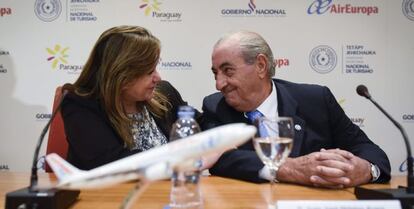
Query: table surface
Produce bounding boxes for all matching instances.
[0,172,406,209]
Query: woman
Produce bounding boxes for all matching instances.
[61,25,199,170]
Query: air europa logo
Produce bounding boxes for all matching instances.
[0,7,12,17]
[274,58,290,69]
[307,0,379,16]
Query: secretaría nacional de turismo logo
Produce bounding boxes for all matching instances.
[307,0,379,16]
[309,45,337,74]
[34,0,62,22]
[402,0,414,21]
[46,44,69,69]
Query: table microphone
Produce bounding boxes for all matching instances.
[5,87,79,209]
[354,84,414,209]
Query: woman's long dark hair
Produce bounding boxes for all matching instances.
[69,25,170,148]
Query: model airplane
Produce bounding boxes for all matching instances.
[46,123,256,190]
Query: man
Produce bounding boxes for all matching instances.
[201,31,390,188]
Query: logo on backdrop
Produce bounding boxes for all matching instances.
[342,45,376,74]
[350,117,365,127]
[34,0,62,22]
[46,44,82,74]
[0,7,12,17]
[274,58,290,69]
[0,164,9,171]
[309,45,337,74]
[221,0,287,17]
[338,99,365,127]
[68,0,99,22]
[0,50,10,56]
[0,50,10,74]
[0,64,7,74]
[47,44,69,69]
[402,0,414,21]
[157,58,193,70]
[307,0,379,16]
[139,0,182,22]
[140,0,161,15]
[36,113,52,121]
[403,114,414,122]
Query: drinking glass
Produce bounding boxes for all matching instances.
[253,116,294,206]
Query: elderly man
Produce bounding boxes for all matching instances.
[201,31,390,188]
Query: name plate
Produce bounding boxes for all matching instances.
[277,200,401,209]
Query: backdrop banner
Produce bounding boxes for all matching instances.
[0,0,413,175]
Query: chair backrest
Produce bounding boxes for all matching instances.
[45,86,69,172]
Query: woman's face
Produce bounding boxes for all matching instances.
[121,67,161,103]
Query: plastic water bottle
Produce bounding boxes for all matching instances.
[169,106,203,209]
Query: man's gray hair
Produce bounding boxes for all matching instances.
[215,31,275,78]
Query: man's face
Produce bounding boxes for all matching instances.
[211,41,263,112]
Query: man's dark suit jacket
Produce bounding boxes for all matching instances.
[62,80,199,170]
[201,79,391,183]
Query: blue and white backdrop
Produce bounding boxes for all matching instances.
[0,0,413,175]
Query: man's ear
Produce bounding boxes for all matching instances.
[256,54,268,79]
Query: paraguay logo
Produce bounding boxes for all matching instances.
[139,0,161,16]
[139,0,181,22]
[46,44,69,69]
[34,0,62,22]
[309,45,337,74]
[402,0,414,21]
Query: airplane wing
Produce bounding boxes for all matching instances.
[46,123,256,190]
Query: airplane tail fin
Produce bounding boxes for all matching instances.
[46,153,83,182]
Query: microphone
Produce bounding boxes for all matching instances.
[354,85,414,209]
[5,87,79,209]
[356,84,371,99]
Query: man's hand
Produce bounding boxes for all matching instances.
[276,149,372,188]
[315,149,372,187]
